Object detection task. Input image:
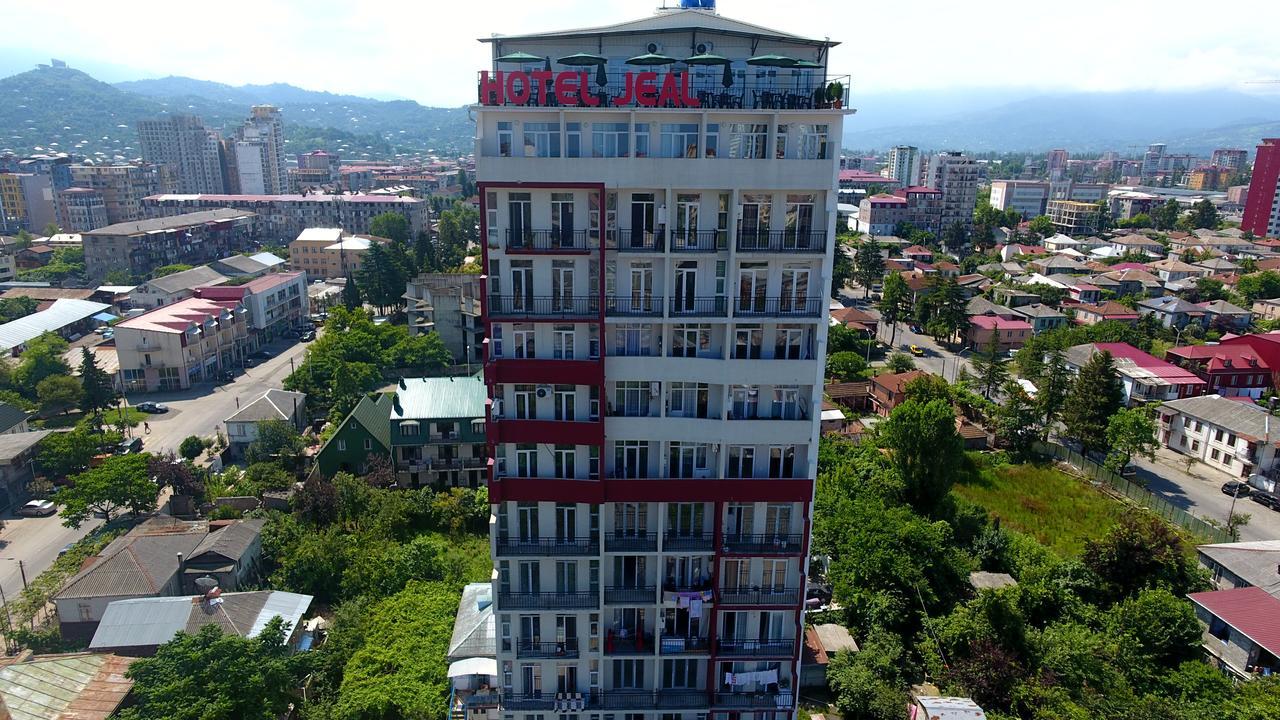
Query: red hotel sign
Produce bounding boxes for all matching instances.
[480,70,700,108]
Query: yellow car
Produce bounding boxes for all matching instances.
[909,344,924,357]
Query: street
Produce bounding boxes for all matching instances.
[0,511,102,608]
[1133,447,1280,542]
[835,286,976,380]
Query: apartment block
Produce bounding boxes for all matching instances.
[924,152,978,233]
[137,114,228,194]
[405,272,483,363]
[67,163,177,225]
[469,8,845,720]
[1243,139,1280,239]
[1046,199,1104,235]
[288,228,383,279]
[114,296,249,392]
[82,209,259,280]
[885,145,920,186]
[141,193,428,243]
[55,187,108,232]
[197,271,309,344]
[0,172,55,232]
[231,106,288,195]
[1210,148,1248,174]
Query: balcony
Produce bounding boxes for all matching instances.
[713,692,794,710]
[606,296,663,317]
[669,296,727,318]
[595,690,709,710]
[516,639,580,659]
[613,230,663,253]
[604,585,657,605]
[721,534,804,555]
[506,229,593,253]
[736,231,826,254]
[659,635,712,654]
[496,535,599,557]
[487,295,599,320]
[605,531,658,552]
[733,297,824,318]
[497,590,599,611]
[604,630,654,655]
[716,639,796,657]
[670,230,726,253]
[663,532,714,552]
[717,587,802,606]
[462,692,502,708]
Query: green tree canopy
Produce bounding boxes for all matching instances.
[1105,407,1158,472]
[826,351,868,381]
[853,236,885,298]
[1061,349,1122,456]
[878,272,910,346]
[14,332,69,391]
[36,374,82,416]
[1082,512,1206,604]
[244,419,305,468]
[55,453,156,527]
[79,346,117,415]
[368,211,410,244]
[1027,215,1055,238]
[878,397,965,513]
[37,426,106,478]
[1237,270,1280,303]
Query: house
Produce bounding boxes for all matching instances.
[89,589,313,657]
[209,253,274,279]
[224,389,307,457]
[0,652,137,718]
[391,375,487,488]
[1137,296,1208,330]
[830,306,878,335]
[404,273,484,363]
[902,244,933,263]
[870,370,929,417]
[316,392,394,477]
[1109,233,1165,257]
[999,243,1046,261]
[1042,233,1080,252]
[1187,587,1280,679]
[113,297,248,392]
[1252,298,1280,323]
[1096,268,1164,297]
[1147,258,1206,284]
[800,623,858,689]
[0,429,51,512]
[180,518,267,593]
[992,286,1040,308]
[955,273,992,296]
[0,402,29,435]
[1064,343,1207,405]
[1165,344,1272,399]
[195,271,309,345]
[1158,395,1280,484]
[132,265,229,309]
[1011,303,1068,334]
[1196,540,1280,597]
[824,381,872,414]
[448,583,499,714]
[14,243,55,269]
[1195,257,1240,275]
[1197,300,1253,332]
[1056,276,1101,304]
[966,296,1018,319]
[1029,254,1088,275]
[966,314,1032,352]
[1073,301,1139,326]
[910,695,987,720]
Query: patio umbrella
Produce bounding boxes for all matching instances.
[495,51,542,63]
[791,60,822,68]
[558,52,607,66]
[746,54,798,67]
[722,63,734,88]
[685,53,730,65]
[626,52,677,66]
[595,62,608,87]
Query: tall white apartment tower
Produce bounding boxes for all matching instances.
[136,114,228,194]
[885,145,920,186]
[925,151,979,233]
[471,7,848,720]
[234,105,288,195]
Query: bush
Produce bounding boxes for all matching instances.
[179,435,206,461]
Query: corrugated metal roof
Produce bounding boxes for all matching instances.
[56,532,204,600]
[1197,541,1280,598]
[83,208,254,237]
[0,298,111,351]
[144,265,228,294]
[0,430,50,463]
[391,375,486,420]
[89,597,193,650]
[225,390,305,424]
[0,652,136,720]
[89,591,313,651]
[249,591,313,637]
[0,402,29,434]
[448,583,495,661]
[188,518,266,564]
[250,251,286,267]
[349,392,394,449]
[1162,394,1276,442]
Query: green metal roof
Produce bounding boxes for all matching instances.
[347,392,395,449]
[391,375,486,421]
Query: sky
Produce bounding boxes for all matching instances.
[2,0,1280,107]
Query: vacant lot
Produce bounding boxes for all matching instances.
[955,461,1126,557]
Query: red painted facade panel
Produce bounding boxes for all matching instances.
[485,358,605,386]
[490,476,814,504]
[1243,139,1280,238]
[489,418,605,446]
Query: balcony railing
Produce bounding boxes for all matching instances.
[516,639,580,659]
[604,586,657,605]
[612,230,663,252]
[733,296,824,318]
[670,296,727,317]
[497,590,599,610]
[462,692,503,708]
[716,639,796,657]
[717,587,802,606]
[605,532,658,552]
[659,635,712,654]
[595,690,709,710]
[736,231,827,253]
[506,229,592,252]
[721,533,805,555]
[714,692,794,709]
[488,295,600,319]
[496,536,599,556]
[663,532,714,552]
[606,297,663,317]
[670,230,726,253]
[604,631,654,655]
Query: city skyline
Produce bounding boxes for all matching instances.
[2,0,1280,108]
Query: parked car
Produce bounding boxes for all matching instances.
[17,499,56,517]
[1222,481,1252,498]
[909,344,925,356]
[249,350,272,360]
[281,329,300,339]
[244,358,258,368]
[136,402,168,414]
[1249,490,1280,510]
[300,329,316,342]
[116,437,143,454]
[58,542,75,557]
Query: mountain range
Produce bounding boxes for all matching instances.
[1,63,1278,163]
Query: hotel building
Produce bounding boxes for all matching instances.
[470,7,847,720]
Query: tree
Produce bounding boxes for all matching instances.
[55,453,157,527]
[1194,277,1227,302]
[995,380,1040,458]
[1105,407,1158,473]
[36,374,82,416]
[295,475,339,526]
[78,346,116,416]
[430,201,479,272]
[118,619,302,720]
[1082,512,1204,603]
[853,237,885,297]
[831,245,855,299]
[244,419,304,468]
[878,273,910,346]
[1061,349,1123,456]
[878,398,965,513]
[826,351,868,381]
[1237,270,1280,303]
[355,242,407,313]
[342,272,362,310]
[1027,215,1055,238]
[922,276,969,347]
[41,221,60,236]
[886,351,916,373]
[1188,198,1221,230]
[36,427,103,477]
[969,332,1009,400]
[827,631,910,720]
[1153,199,1181,230]
[149,453,206,502]
[150,263,194,278]
[942,220,968,250]
[13,332,69,391]
[179,435,206,461]
[413,229,432,271]
[1036,347,1071,437]
[368,211,410,244]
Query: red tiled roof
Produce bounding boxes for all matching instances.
[969,315,1032,330]
[903,245,932,255]
[830,307,877,326]
[872,370,929,397]
[839,169,890,183]
[1188,587,1280,657]
[1087,342,1206,386]
[1109,262,1150,272]
[1078,301,1139,318]
[1167,343,1269,373]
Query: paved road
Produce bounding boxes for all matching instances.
[124,338,313,456]
[0,511,102,607]
[835,288,976,380]
[1133,447,1280,542]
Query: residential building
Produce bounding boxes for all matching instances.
[0,402,29,435]
[288,228,384,279]
[1187,167,1226,191]
[66,163,177,225]
[1093,268,1164,297]
[82,208,259,280]
[1028,254,1086,275]
[113,296,248,392]
[1073,301,1139,326]
[1242,138,1280,239]
[988,180,1051,218]
[90,589,312,657]
[1227,185,1250,207]
[1010,303,1067,334]
[1197,300,1253,332]
[1108,233,1165,257]
[1046,148,1069,179]
[966,314,1031,352]
[856,194,906,236]
[224,389,307,457]
[0,172,55,232]
[1064,342,1206,406]
[315,392,395,477]
[837,168,897,193]
[1165,343,1272,399]
[136,114,228,194]
[1158,394,1280,479]
[1196,540,1280,597]
[391,375,487,488]
[0,430,52,513]
[477,8,842,717]
[54,186,108,231]
[829,306,878,335]
[1147,258,1204,284]
[142,193,428,242]
[210,252,281,279]
[448,583,499,710]
[132,265,230,309]
[196,270,309,343]
[870,370,928,416]
[0,247,14,282]
[1211,149,1249,173]
[1137,296,1206,330]
[1045,199,1103,235]
[14,243,54,269]
[230,106,288,195]
[924,152,978,233]
[1252,298,1280,322]
[405,272,483,363]
[884,145,920,186]
[1187,587,1280,679]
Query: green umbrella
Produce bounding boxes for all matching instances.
[595,62,608,87]
[791,60,822,68]
[685,53,730,65]
[626,52,677,66]
[558,52,607,66]
[746,54,798,67]
[495,51,542,63]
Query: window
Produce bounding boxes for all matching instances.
[725,123,767,159]
[523,122,561,157]
[1211,449,1220,461]
[797,124,830,159]
[514,325,536,359]
[566,122,583,158]
[668,383,709,418]
[728,446,755,478]
[663,659,699,689]
[659,124,699,158]
[633,123,651,157]
[498,122,513,157]
[671,324,710,358]
[669,442,710,479]
[517,444,539,477]
[705,123,719,157]
[337,439,347,451]
[613,381,651,417]
[363,438,372,450]
[554,325,576,359]
[612,659,645,690]
[591,123,629,158]
[514,385,536,419]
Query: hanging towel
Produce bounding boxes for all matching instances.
[689,597,703,619]
[677,595,690,609]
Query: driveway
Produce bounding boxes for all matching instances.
[1132,447,1280,542]
[123,338,313,456]
[0,510,102,607]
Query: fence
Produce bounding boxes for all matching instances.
[1032,440,1233,544]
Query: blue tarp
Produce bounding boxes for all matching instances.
[92,312,118,323]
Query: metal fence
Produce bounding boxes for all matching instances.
[1033,440,1233,544]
